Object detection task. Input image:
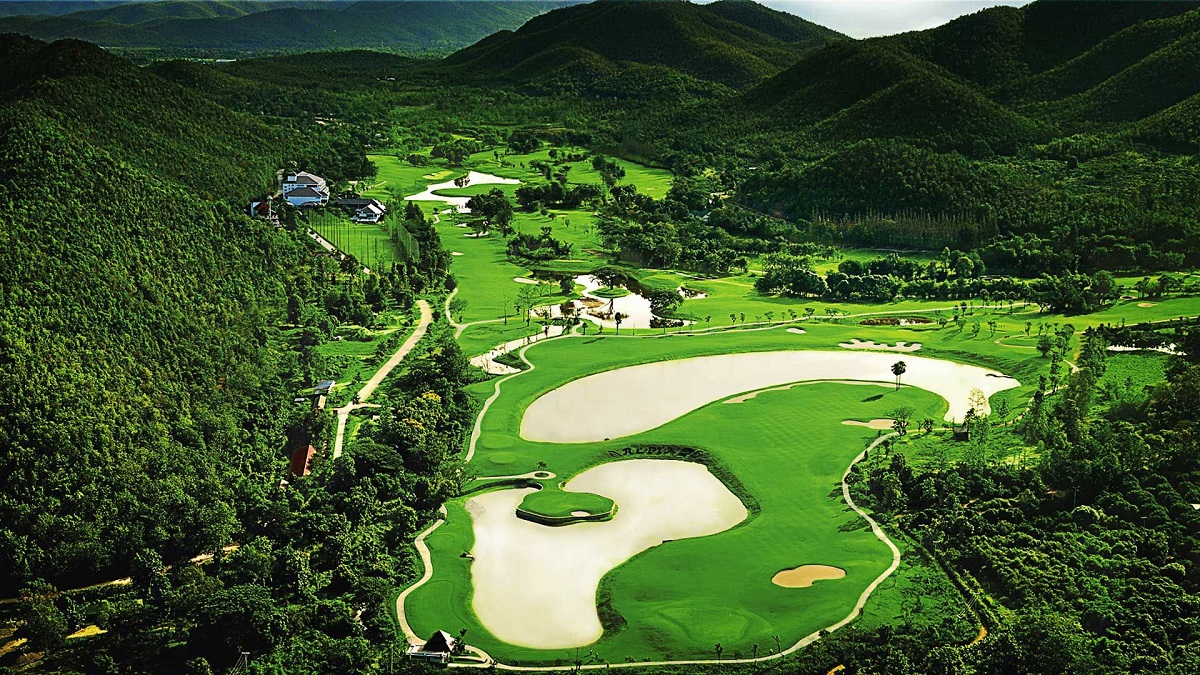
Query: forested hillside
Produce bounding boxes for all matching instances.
[0,0,571,54]
[440,0,846,89]
[0,33,324,589]
[0,34,469,671]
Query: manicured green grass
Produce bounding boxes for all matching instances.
[403,324,1054,664]
[465,145,675,199]
[314,310,416,406]
[1077,296,1200,326]
[456,321,544,358]
[808,249,939,276]
[517,488,615,521]
[308,212,408,271]
[408,371,947,663]
[592,286,629,299]
[362,154,444,201]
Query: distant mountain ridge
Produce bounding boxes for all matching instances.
[742,0,1200,151]
[439,0,847,89]
[0,0,574,53]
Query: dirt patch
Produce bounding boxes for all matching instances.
[842,419,895,430]
[772,565,846,588]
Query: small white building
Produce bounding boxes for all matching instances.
[285,186,328,207]
[407,630,457,664]
[282,171,329,207]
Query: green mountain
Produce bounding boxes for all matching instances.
[0,1,570,53]
[891,0,1199,88]
[439,0,847,89]
[62,0,334,24]
[742,0,1200,152]
[0,33,359,588]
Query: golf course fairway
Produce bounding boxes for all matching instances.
[401,328,1024,665]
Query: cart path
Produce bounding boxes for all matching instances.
[332,299,432,459]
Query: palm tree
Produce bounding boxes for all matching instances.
[891,361,907,390]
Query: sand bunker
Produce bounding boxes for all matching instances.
[839,338,921,352]
[541,275,680,330]
[467,460,746,649]
[522,351,1018,443]
[451,251,464,256]
[1138,302,1157,307]
[513,277,541,285]
[787,328,807,335]
[842,419,896,430]
[772,565,846,588]
[469,325,567,374]
[402,171,520,213]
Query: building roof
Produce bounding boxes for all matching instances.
[289,444,315,476]
[333,198,380,208]
[420,630,457,654]
[287,186,326,199]
[360,204,385,216]
[285,171,325,186]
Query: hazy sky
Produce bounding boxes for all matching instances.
[713,1,1033,38]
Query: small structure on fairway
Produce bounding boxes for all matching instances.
[407,630,458,663]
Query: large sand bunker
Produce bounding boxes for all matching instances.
[522,351,1018,443]
[772,565,846,588]
[467,460,746,649]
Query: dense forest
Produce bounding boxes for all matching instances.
[0,34,470,672]
[4,0,1200,672]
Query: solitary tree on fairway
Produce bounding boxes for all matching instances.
[891,361,907,390]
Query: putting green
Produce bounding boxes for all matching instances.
[401,329,1026,665]
[516,488,616,525]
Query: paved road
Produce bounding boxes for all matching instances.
[332,299,432,459]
